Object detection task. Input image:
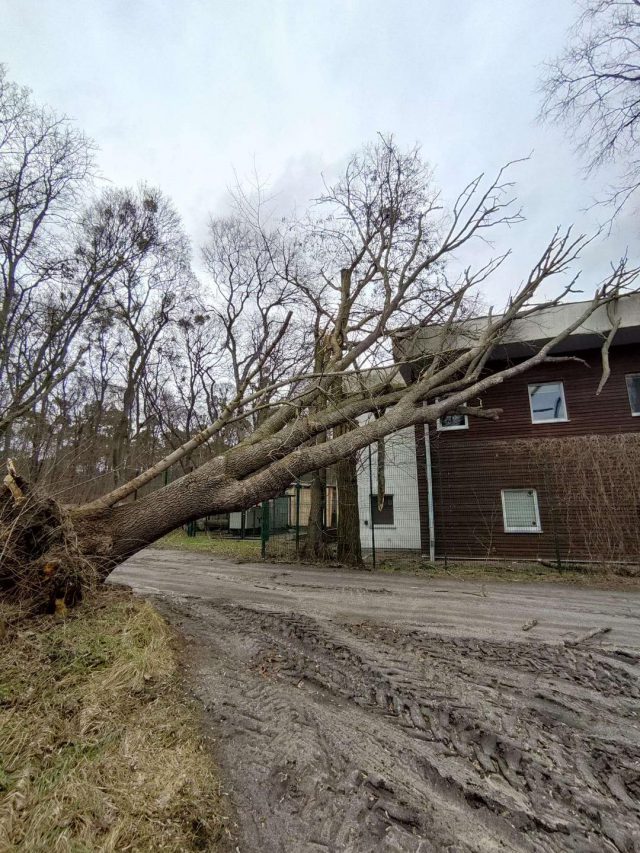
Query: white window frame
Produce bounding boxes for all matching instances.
[436,412,469,431]
[501,489,542,534]
[626,373,640,416]
[527,381,568,424]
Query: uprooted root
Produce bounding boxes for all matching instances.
[0,462,98,615]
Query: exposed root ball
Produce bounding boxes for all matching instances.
[1,466,97,614]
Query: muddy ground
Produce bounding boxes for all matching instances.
[113,551,640,852]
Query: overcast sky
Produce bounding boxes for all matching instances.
[4,0,637,306]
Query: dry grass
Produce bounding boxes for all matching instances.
[0,588,229,852]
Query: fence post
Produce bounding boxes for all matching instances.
[295,482,301,556]
[261,500,270,558]
[240,510,246,540]
[367,444,377,570]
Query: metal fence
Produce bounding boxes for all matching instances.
[256,432,427,568]
[259,429,640,570]
[132,427,640,571]
[259,477,393,568]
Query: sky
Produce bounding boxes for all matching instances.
[3,0,637,307]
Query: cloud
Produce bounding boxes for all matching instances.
[3,0,636,307]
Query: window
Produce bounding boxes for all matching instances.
[501,489,542,533]
[528,382,568,423]
[436,412,468,431]
[626,374,640,416]
[370,494,394,525]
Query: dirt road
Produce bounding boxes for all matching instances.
[113,550,640,852]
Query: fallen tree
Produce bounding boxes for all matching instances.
[1,138,638,611]
[1,274,634,610]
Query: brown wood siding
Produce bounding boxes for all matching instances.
[426,344,640,561]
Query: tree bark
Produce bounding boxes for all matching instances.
[302,466,329,559]
[111,412,130,486]
[335,423,363,566]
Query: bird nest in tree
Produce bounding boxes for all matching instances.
[0,461,97,615]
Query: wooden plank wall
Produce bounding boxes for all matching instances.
[426,344,640,562]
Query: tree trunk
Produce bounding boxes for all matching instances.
[111,407,132,487]
[0,384,473,610]
[335,424,363,566]
[302,468,328,559]
[3,424,12,461]
[112,369,139,487]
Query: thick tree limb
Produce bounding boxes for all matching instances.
[596,314,622,395]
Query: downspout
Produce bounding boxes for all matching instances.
[367,444,377,570]
[423,423,436,562]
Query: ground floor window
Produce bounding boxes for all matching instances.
[370,494,394,525]
[626,374,640,415]
[501,488,541,533]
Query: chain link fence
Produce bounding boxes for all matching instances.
[128,428,640,571]
[259,429,640,570]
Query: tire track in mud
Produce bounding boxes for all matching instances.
[159,597,640,853]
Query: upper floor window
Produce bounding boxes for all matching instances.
[437,412,468,431]
[528,381,568,423]
[626,374,640,416]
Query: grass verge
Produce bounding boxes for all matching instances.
[152,530,639,587]
[154,529,262,561]
[375,557,640,587]
[0,587,228,852]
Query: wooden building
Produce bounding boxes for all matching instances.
[362,294,640,564]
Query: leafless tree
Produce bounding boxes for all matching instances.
[0,66,93,441]
[0,68,186,462]
[141,308,233,472]
[540,0,640,216]
[202,209,309,423]
[1,136,637,609]
[95,185,193,485]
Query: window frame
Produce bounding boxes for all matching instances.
[527,381,568,424]
[626,373,640,416]
[501,488,542,534]
[369,494,395,526]
[436,412,469,432]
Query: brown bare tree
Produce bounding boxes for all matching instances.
[0,68,182,454]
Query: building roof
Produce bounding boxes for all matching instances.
[394,291,640,363]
